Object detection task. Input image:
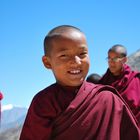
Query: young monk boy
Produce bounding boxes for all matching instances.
[20,25,140,140]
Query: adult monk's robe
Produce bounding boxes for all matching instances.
[20,81,140,140]
[99,64,140,127]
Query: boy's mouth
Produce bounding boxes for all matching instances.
[68,70,81,74]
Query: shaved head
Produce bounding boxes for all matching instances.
[43,25,85,56]
[108,44,127,57]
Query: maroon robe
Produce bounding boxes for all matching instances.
[99,64,140,127]
[20,81,140,140]
[0,92,3,100]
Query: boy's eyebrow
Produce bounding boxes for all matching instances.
[56,47,88,55]
[80,45,88,49]
[58,44,88,51]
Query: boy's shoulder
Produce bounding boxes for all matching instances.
[85,81,120,99]
[85,81,118,95]
[84,82,126,108]
[33,83,58,100]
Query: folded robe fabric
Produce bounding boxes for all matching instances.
[20,81,140,140]
[99,64,140,127]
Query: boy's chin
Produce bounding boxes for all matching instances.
[70,80,84,87]
[58,79,84,87]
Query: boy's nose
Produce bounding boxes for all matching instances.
[74,56,81,64]
[70,56,81,65]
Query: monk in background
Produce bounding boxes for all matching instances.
[20,26,140,140]
[99,44,140,128]
[86,73,101,84]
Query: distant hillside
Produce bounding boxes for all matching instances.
[0,125,22,140]
[127,49,140,71]
[1,105,27,131]
[0,105,27,140]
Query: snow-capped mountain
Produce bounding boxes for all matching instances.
[127,49,140,71]
[1,104,28,132]
[2,104,14,112]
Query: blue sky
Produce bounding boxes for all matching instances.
[1,0,140,107]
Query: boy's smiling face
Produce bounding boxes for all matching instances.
[42,30,90,87]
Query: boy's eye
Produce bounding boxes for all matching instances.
[80,52,87,55]
[79,52,87,57]
[59,54,69,59]
[60,54,66,57]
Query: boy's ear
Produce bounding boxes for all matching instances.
[42,55,52,69]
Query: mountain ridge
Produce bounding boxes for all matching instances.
[1,105,27,132]
[127,49,140,71]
